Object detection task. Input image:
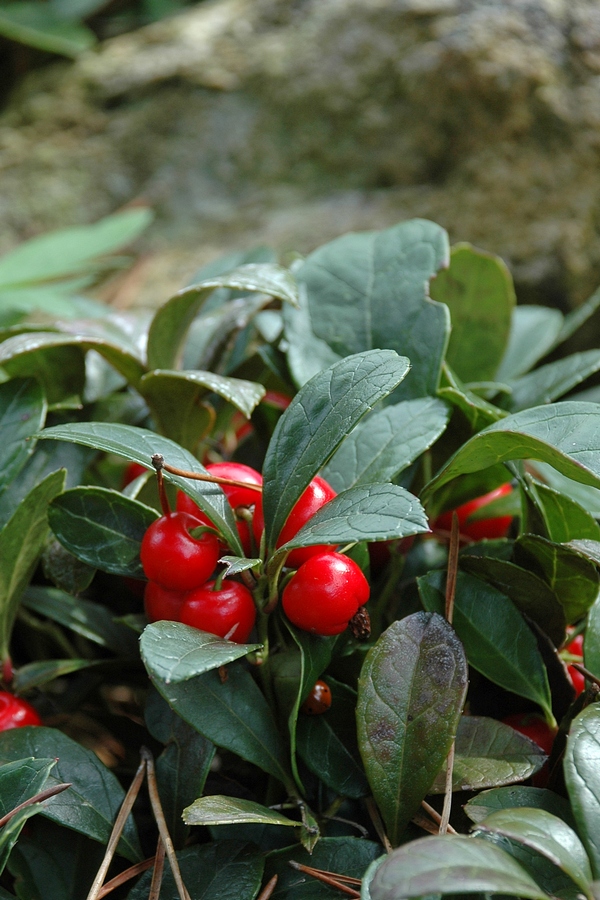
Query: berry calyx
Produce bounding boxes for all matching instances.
[140,511,220,592]
[253,475,337,567]
[144,581,186,623]
[0,692,41,730]
[179,579,256,643]
[301,680,332,715]
[282,552,370,636]
[433,483,514,541]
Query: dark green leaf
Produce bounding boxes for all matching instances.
[428,716,547,793]
[126,841,265,900]
[184,796,298,828]
[0,3,94,56]
[530,463,600,518]
[370,834,549,900]
[438,364,506,431]
[515,535,600,623]
[0,727,142,862]
[262,350,410,550]
[0,469,65,660]
[38,422,242,555]
[506,351,600,412]
[423,403,600,503]
[147,263,298,371]
[13,659,104,692]
[48,486,157,578]
[357,612,468,844]
[0,378,46,496]
[41,538,95,595]
[22,586,138,657]
[141,621,260,684]
[464,786,576,827]
[564,703,600,879]
[473,807,592,895]
[1,342,86,408]
[429,243,515,383]
[554,286,600,348]
[294,219,450,400]
[527,481,600,543]
[496,306,564,381]
[283,288,341,387]
[418,570,553,719]
[585,592,600,678]
[0,757,55,818]
[0,804,43,876]
[152,663,294,792]
[264,837,382,900]
[322,397,450,492]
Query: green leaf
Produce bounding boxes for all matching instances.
[294,219,450,400]
[0,469,65,660]
[296,678,369,799]
[152,663,294,792]
[22,586,138,657]
[515,535,600,624]
[0,757,55,818]
[554,286,600,348]
[429,716,548,793]
[464,786,576,827]
[264,837,382,900]
[423,402,600,503]
[283,286,341,387]
[585,592,600,678]
[0,342,86,408]
[370,834,550,899]
[530,462,600,518]
[0,209,152,288]
[37,422,242,555]
[357,612,468,844]
[473,807,593,896]
[147,263,298,371]
[526,480,600,543]
[564,704,600,879]
[141,621,261,684]
[459,556,566,647]
[506,351,600,412]
[145,690,214,850]
[0,804,43,877]
[0,727,142,862]
[429,243,515,383]
[48,486,157,578]
[126,842,265,900]
[438,364,507,431]
[418,570,553,720]
[262,350,410,551]
[322,397,450,492]
[0,378,46,497]
[496,306,564,381]
[13,659,104,692]
[0,332,146,390]
[183,796,298,828]
[219,556,262,577]
[0,3,95,56]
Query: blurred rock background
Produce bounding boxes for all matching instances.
[2,0,600,311]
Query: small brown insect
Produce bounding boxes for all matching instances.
[301,680,332,715]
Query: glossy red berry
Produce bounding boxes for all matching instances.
[434,483,514,541]
[122,462,147,488]
[301,680,332,715]
[0,692,41,730]
[179,579,256,643]
[144,581,186,623]
[564,633,585,696]
[140,512,220,592]
[282,552,370,636]
[253,475,337,567]
[204,462,262,509]
[502,713,556,755]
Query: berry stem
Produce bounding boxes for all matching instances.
[152,455,262,493]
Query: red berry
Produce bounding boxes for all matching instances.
[206,462,262,509]
[502,713,556,755]
[568,665,586,696]
[563,633,585,697]
[122,462,147,488]
[434,483,514,541]
[253,476,337,567]
[301,680,332,715]
[179,579,256,643]
[0,692,41,730]
[282,552,370,636]
[144,581,186,623]
[140,512,220,592]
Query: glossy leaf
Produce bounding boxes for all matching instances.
[515,534,600,624]
[49,486,157,578]
[418,570,553,719]
[184,796,298,828]
[219,556,262,576]
[141,621,261,684]
[429,243,515,383]
[496,306,564,381]
[0,378,46,497]
[0,804,43,877]
[428,716,547,793]
[0,727,142,862]
[0,469,65,660]
[147,263,299,370]
[438,364,506,431]
[423,402,600,503]
[371,834,549,899]
[0,757,55,819]
[262,350,410,550]
[13,658,104,692]
[506,351,600,412]
[585,592,600,679]
[464,786,576,827]
[357,612,468,844]
[38,422,242,555]
[473,807,592,895]
[322,397,450,492]
[527,481,600,543]
[264,837,382,900]
[295,219,450,400]
[152,663,294,792]
[564,703,600,878]
[283,284,342,387]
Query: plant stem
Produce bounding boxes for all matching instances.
[142,748,191,900]
[152,455,262,492]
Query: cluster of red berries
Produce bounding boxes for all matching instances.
[139,461,370,639]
